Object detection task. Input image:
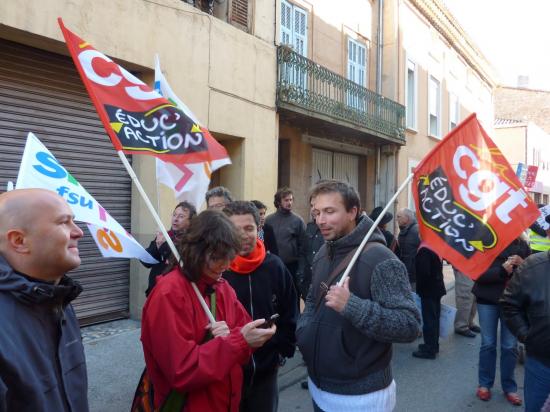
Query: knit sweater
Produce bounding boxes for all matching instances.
[296,216,420,396]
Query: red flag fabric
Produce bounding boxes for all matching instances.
[58,18,228,165]
[412,113,539,280]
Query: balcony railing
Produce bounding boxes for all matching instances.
[276,46,405,142]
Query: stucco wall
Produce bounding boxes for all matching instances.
[393,0,495,211]
[0,0,278,317]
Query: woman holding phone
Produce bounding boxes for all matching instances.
[140,210,276,412]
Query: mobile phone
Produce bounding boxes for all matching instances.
[260,314,279,329]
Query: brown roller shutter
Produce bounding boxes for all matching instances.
[0,38,132,324]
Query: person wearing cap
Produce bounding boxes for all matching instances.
[369,206,400,256]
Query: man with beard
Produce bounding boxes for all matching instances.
[223,201,298,412]
[0,189,88,411]
[265,187,306,296]
[297,181,420,411]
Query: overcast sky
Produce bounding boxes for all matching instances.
[443,0,550,91]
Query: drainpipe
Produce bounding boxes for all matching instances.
[374,0,384,206]
[376,0,383,95]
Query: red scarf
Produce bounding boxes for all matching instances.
[229,239,266,274]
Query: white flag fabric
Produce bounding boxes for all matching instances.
[16,132,157,264]
[87,224,157,263]
[154,56,231,209]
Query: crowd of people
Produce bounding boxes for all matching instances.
[1,181,550,412]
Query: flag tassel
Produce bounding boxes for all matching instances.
[337,173,414,287]
[117,151,215,324]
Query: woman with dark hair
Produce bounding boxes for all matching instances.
[140,210,276,411]
[141,201,196,296]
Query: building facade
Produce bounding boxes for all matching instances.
[493,119,550,204]
[386,0,497,214]
[0,0,500,321]
[0,0,279,321]
[275,0,406,219]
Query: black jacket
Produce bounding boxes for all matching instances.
[141,230,183,296]
[500,251,550,367]
[0,255,88,412]
[296,216,420,396]
[415,247,446,299]
[297,221,325,299]
[262,223,279,256]
[472,239,531,305]
[398,222,420,284]
[223,253,298,386]
[264,210,305,265]
[381,228,400,257]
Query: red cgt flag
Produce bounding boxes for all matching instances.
[58,18,228,166]
[412,113,539,280]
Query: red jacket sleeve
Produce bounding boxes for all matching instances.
[142,286,252,393]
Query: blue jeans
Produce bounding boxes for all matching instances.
[524,356,550,412]
[477,303,518,393]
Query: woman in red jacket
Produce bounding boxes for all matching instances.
[141,210,276,411]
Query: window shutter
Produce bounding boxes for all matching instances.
[231,0,248,29]
[347,38,366,86]
[293,6,307,56]
[280,0,292,45]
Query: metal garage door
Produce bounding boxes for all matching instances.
[0,38,132,324]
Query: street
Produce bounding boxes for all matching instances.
[85,284,525,412]
[277,289,525,412]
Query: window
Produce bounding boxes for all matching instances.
[347,38,367,109]
[428,75,441,138]
[449,92,459,130]
[230,0,249,29]
[280,0,307,57]
[405,59,417,130]
[280,0,308,89]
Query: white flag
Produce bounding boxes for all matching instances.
[16,132,157,264]
[87,224,157,264]
[154,56,230,209]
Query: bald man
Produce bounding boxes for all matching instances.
[0,189,89,412]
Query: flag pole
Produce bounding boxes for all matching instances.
[117,151,216,324]
[337,173,414,287]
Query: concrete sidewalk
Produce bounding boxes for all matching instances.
[84,320,308,411]
[84,265,456,411]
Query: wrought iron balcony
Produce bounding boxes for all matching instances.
[276,45,406,142]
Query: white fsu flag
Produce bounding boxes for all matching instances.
[16,132,157,264]
[154,56,231,209]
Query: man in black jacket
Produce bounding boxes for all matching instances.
[265,187,306,296]
[412,245,446,359]
[501,249,550,412]
[222,201,298,412]
[296,180,420,411]
[0,189,88,412]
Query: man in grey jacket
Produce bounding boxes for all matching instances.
[296,180,420,411]
[0,189,88,412]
